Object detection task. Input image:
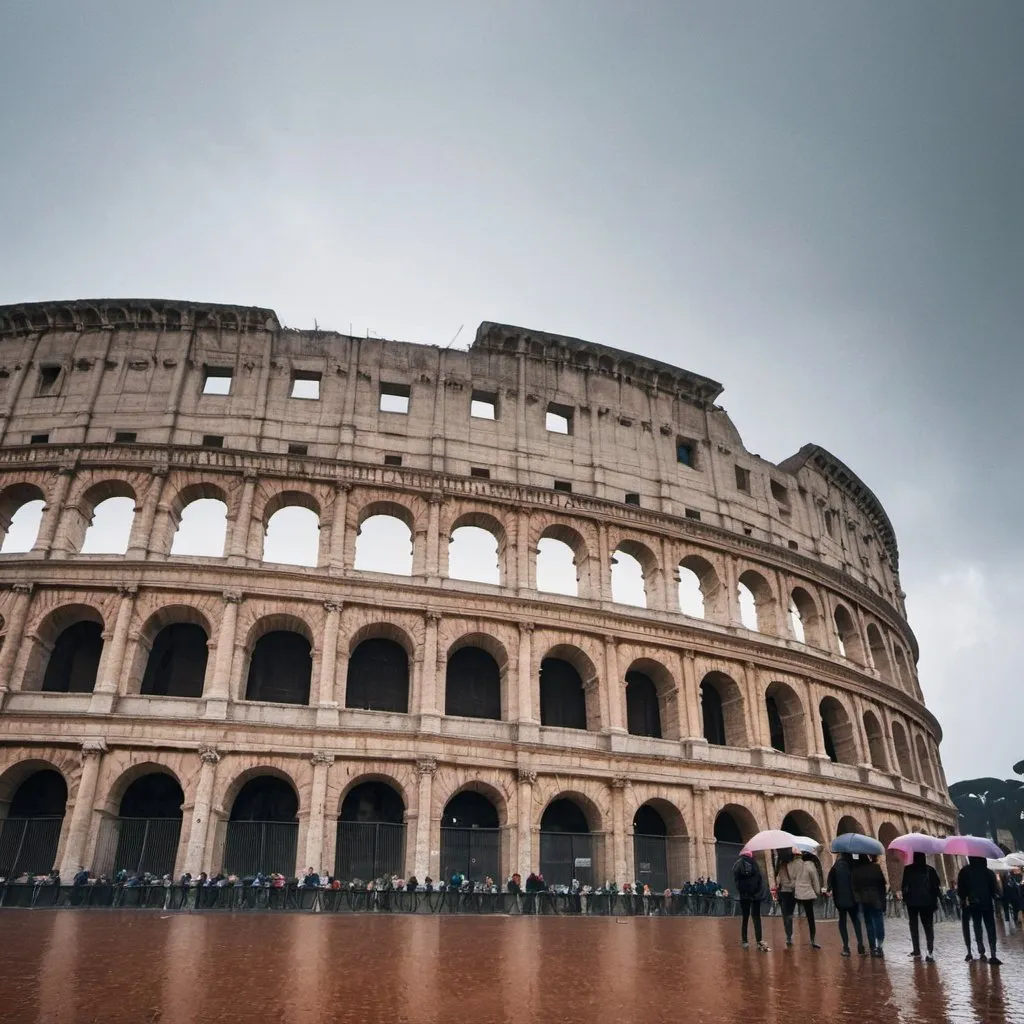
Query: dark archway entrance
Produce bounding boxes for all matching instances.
[440,790,500,883]
[626,672,661,738]
[701,680,726,745]
[96,773,184,878]
[445,647,501,720]
[346,639,410,713]
[539,798,593,886]
[0,769,67,875]
[539,659,587,730]
[335,781,406,882]
[245,632,312,705]
[224,776,299,877]
[766,695,785,752]
[42,622,103,692]
[633,803,668,892]
[713,810,747,886]
[141,624,208,697]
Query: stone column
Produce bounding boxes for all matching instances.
[605,638,625,735]
[678,651,703,741]
[59,740,106,878]
[90,586,137,714]
[744,661,770,750]
[413,758,437,880]
[126,467,168,559]
[0,582,33,698]
[610,776,629,885]
[516,622,537,742]
[691,785,714,880]
[303,752,334,872]
[327,483,350,574]
[516,768,536,873]
[227,471,257,566]
[596,522,613,602]
[31,468,74,558]
[182,747,220,875]
[419,611,442,733]
[516,511,532,593]
[662,538,679,612]
[204,591,241,719]
[424,492,442,582]
[315,601,341,728]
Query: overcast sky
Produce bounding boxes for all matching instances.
[1,2,1021,783]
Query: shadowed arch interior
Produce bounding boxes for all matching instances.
[141,623,208,698]
[245,630,311,705]
[445,645,501,720]
[347,638,410,713]
[101,773,185,879]
[42,621,103,693]
[539,657,587,730]
[626,670,662,738]
[765,681,807,756]
[224,775,299,878]
[118,773,184,819]
[7,770,67,817]
[0,769,68,876]
[336,780,406,882]
[230,776,298,822]
[819,697,857,765]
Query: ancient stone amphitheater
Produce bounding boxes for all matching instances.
[0,298,954,890]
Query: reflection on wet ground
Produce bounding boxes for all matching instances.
[0,912,1020,1024]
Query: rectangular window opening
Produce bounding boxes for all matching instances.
[684,508,701,521]
[379,381,410,414]
[290,371,321,400]
[201,434,224,448]
[676,437,696,467]
[770,480,790,506]
[470,467,491,479]
[36,366,61,397]
[735,466,751,493]
[471,390,497,419]
[383,454,403,467]
[30,433,49,445]
[788,540,799,550]
[624,492,640,506]
[553,480,573,493]
[546,403,573,435]
[287,443,308,456]
[114,431,138,443]
[202,367,233,396]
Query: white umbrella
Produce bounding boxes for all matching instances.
[1003,852,1024,868]
[792,836,821,853]
[988,858,1013,872]
[741,829,799,853]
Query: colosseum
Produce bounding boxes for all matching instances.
[0,298,955,892]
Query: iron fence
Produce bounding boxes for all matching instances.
[633,834,668,893]
[334,822,405,882]
[439,827,500,884]
[539,832,594,887]
[94,817,183,878]
[0,817,63,876]
[223,821,298,877]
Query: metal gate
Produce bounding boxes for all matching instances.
[633,833,668,891]
[94,817,182,878]
[539,832,593,887]
[223,821,298,877]
[0,817,63,876]
[440,827,500,883]
[334,821,405,882]
[715,841,743,888]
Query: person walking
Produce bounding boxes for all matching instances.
[902,852,941,962]
[852,854,888,957]
[827,852,865,957]
[957,856,1002,964]
[775,849,798,947]
[732,851,770,951]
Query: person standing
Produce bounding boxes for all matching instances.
[827,852,865,957]
[732,852,770,951]
[775,849,798,947]
[852,854,888,957]
[957,856,1002,965]
[790,851,822,949]
[902,852,941,961]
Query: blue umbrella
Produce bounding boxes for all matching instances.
[830,833,885,856]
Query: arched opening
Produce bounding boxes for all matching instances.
[700,672,745,747]
[0,485,45,553]
[677,565,705,618]
[224,775,299,877]
[892,721,915,780]
[81,495,136,554]
[96,772,184,878]
[781,810,826,884]
[819,697,857,765]
[738,570,773,633]
[625,671,661,738]
[788,600,806,644]
[42,621,103,693]
[0,769,67,876]
[610,545,649,608]
[863,710,889,771]
[789,587,822,647]
[737,581,759,631]
[445,646,501,720]
[892,647,912,693]
[915,735,937,788]
[140,623,208,698]
[170,497,228,557]
[539,797,595,886]
[245,631,312,705]
[448,525,501,585]
[713,806,758,886]
[335,781,405,881]
[836,815,865,837]
[440,790,501,883]
[346,637,410,713]
[354,511,413,576]
[867,624,893,682]
[833,605,864,663]
[539,657,589,731]
[263,502,320,567]
[764,682,807,756]
[536,526,586,597]
[878,822,903,890]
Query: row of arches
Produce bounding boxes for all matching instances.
[0,477,917,696]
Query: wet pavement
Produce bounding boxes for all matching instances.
[0,912,1020,1024]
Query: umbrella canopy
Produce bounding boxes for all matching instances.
[887,832,947,863]
[741,829,799,853]
[987,858,1013,872]
[1003,852,1024,867]
[943,835,1005,859]
[792,836,821,853]
[831,833,885,856]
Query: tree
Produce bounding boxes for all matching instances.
[949,777,1024,852]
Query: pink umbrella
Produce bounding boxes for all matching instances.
[741,829,799,854]
[943,835,1004,859]
[887,832,946,863]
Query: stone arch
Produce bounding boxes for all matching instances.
[347,622,413,714]
[631,797,689,890]
[877,820,903,888]
[124,604,214,697]
[866,622,894,682]
[609,536,662,610]
[242,614,314,706]
[218,764,303,821]
[166,481,230,558]
[261,489,322,568]
[21,603,106,693]
[780,808,826,845]
[535,521,594,599]
[819,695,858,765]
[862,709,889,771]
[0,482,46,553]
[353,498,416,576]
[737,568,775,633]
[433,773,512,830]
[444,508,509,585]
[60,477,142,555]
[623,656,678,740]
[335,770,412,820]
[836,814,866,836]
[676,553,727,622]
[789,586,824,647]
[891,720,915,780]
[100,761,186,818]
[539,790,605,834]
[538,643,600,731]
[0,761,68,876]
[444,632,507,721]
[892,645,913,694]
[699,671,747,747]
[764,681,808,756]
[0,757,72,813]
[220,767,301,877]
[832,603,865,664]
[713,803,760,884]
[915,734,937,788]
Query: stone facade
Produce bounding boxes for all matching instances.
[0,299,954,885]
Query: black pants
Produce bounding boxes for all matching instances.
[779,891,796,940]
[740,898,762,943]
[964,904,997,955]
[907,906,935,954]
[837,905,863,950]
[797,898,817,942]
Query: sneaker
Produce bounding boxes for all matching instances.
[909,951,921,958]
[857,945,868,956]
[841,948,851,958]
[810,942,821,950]
[964,953,974,962]
[742,941,749,949]
[785,939,793,948]
[925,955,935,963]
[757,941,771,952]
[871,948,883,958]
[989,956,1002,966]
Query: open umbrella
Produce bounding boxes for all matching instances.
[943,835,1004,859]
[792,836,821,853]
[887,832,946,863]
[831,833,885,856]
[741,829,799,853]
[1004,852,1024,868]
[987,858,1013,872]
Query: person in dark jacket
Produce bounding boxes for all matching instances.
[732,852,770,951]
[901,852,941,961]
[827,853,865,957]
[852,855,888,957]
[957,856,1001,964]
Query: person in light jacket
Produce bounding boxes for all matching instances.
[790,851,822,949]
